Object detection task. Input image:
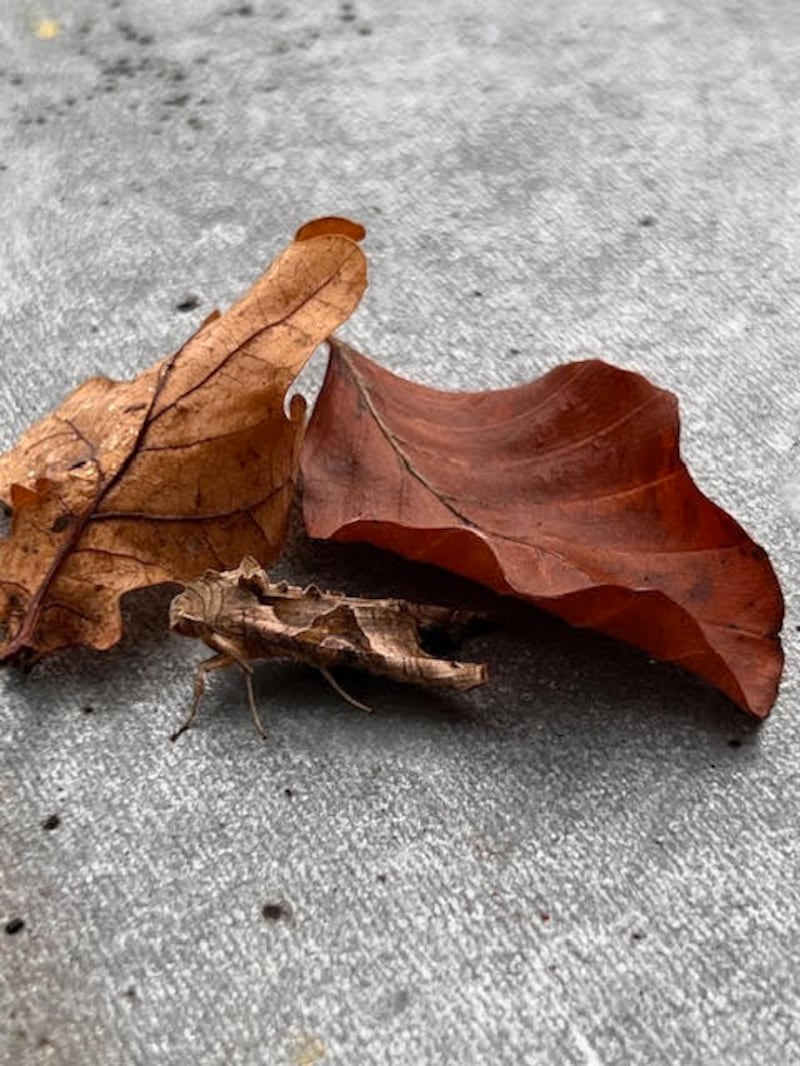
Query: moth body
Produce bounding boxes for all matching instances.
[168,556,488,738]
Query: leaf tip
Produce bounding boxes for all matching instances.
[294,217,366,243]
[10,480,50,509]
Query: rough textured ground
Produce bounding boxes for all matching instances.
[1,2,798,1064]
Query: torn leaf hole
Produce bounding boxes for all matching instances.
[0,502,11,538]
[50,514,73,534]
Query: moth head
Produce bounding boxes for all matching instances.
[169,586,212,640]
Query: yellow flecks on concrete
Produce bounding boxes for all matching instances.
[288,1034,326,1066]
[34,18,60,40]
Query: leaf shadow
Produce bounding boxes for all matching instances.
[278,535,766,767]
[1,584,181,727]
[2,536,766,782]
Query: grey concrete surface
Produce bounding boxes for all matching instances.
[1,1,799,1063]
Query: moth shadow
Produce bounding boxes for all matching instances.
[249,659,481,732]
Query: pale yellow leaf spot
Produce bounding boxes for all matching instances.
[34,18,60,40]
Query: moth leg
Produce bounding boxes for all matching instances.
[318,665,373,713]
[201,633,267,741]
[171,652,235,742]
[242,668,266,740]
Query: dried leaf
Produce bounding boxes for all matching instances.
[0,221,367,662]
[169,556,487,737]
[295,217,367,243]
[302,339,784,718]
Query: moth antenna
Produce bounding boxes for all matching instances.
[304,584,322,599]
[318,665,373,713]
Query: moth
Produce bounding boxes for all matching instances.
[169,556,488,740]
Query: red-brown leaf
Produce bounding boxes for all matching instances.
[301,339,784,717]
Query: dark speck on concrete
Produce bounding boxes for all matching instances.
[175,295,201,312]
[42,813,61,831]
[631,931,646,941]
[5,917,25,935]
[262,900,293,922]
[728,738,743,748]
[118,22,154,46]
[638,215,657,227]
[165,92,191,107]
[102,57,137,79]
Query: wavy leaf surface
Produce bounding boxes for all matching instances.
[302,339,784,717]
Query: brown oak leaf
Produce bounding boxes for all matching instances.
[0,220,367,662]
[301,339,784,718]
